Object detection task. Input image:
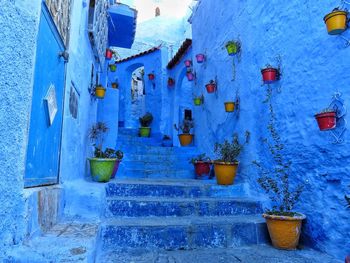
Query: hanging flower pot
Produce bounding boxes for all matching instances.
[168,77,175,87]
[193,96,203,106]
[196,53,205,63]
[111,82,118,89]
[205,80,216,93]
[224,102,235,112]
[324,9,348,35]
[148,73,155,80]
[261,66,280,84]
[105,48,113,60]
[95,85,106,99]
[109,64,117,72]
[315,110,336,131]
[225,41,240,56]
[186,72,195,81]
[184,59,192,67]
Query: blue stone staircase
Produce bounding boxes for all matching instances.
[98,128,270,253]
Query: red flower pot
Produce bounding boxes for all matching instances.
[261,67,279,84]
[196,54,205,63]
[148,73,155,80]
[206,83,216,93]
[168,78,175,87]
[105,48,113,60]
[194,161,211,177]
[315,111,336,131]
[184,60,192,67]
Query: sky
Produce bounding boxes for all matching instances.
[120,0,193,23]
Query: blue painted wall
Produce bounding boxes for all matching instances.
[0,0,41,255]
[189,0,350,258]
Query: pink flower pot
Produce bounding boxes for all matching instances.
[196,54,205,63]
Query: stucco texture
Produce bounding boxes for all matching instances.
[0,0,41,254]
[190,0,350,258]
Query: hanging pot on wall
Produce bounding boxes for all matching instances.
[224,102,235,112]
[186,72,195,81]
[168,78,175,87]
[193,97,202,106]
[196,54,205,63]
[225,41,240,56]
[315,110,336,131]
[111,82,118,89]
[261,67,279,84]
[109,64,117,72]
[184,59,192,67]
[95,85,106,99]
[148,73,155,80]
[105,48,113,60]
[324,9,348,35]
[205,80,216,93]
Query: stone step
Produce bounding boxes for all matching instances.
[123,153,199,162]
[106,179,249,198]
[101,215,269,250]
[104,196,262,218]
[117,169,194,179]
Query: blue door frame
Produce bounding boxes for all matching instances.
[24,3,66,187]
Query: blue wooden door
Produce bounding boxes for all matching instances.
[25,3,66,187]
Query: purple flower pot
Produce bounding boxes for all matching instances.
[184,60,192,67]
[110,160,121,179]
[186,72,195,81]
[196,54,205,63]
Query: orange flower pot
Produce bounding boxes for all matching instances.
[224,102,235,112]
[324,10,348,35]
[178,134,193,146]
[95,85,106,99]
[213,161,238,185]
[263,213,306,250]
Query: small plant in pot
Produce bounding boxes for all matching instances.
[206,80,217,93]
[261,64,280,84]
[190,153,211,179]
[139,112,153,137]
[214,132,249,185]
[252,86,305,250]
[174,117,194,146]
[314,108,336,131]
[88,122,123,182]
[161,135,173,147]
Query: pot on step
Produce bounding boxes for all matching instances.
[213,161,238,185]
[139,127,151,137]
[88,158,116,182]
[178,134,193,146]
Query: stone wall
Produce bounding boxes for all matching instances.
[190,0,350,258]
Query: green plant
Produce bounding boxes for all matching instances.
[174,117,194,134]
[94,147,123,159]
[189,153,211,164]
[139,112,153,127]
[252,86,303,216]
[214,132,250,163]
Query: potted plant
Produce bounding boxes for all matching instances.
[168,77,175,87]
[314,108,337,131]
[186,70,195,81]
[261,64,280,84]
[109,63,117,72]
[214,132,249,185]
[139,112,153,137]
[206,80,217,93]
[193,95,203,106]
[324,8,348,35]
[184,59,192,67]
[161,135,173,147]
[196,53,205,63]
[224,101,235,112]
[148,73,155,80]
[111,82,118,89]
[174,117,194,146]
[190,153,211,179]
[252,86,305,250]
[225,41,241,56]
[105,48,113,60]
[95,84,106,99]
[88,122,123,182]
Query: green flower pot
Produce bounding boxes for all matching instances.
[109,64,117,72]
[88,158,116,182]
[193,97,202,106]
[225,42,238,56]
[139,127,151,137]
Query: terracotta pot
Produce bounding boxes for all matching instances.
[184,60,192,67]
[324,10,348,35]
[315,111,336,131]
[148,73,155,80]
[194,161,211,177]
[111,82,118,89]
[178,134,193,146]
[206,83,216,93]
[168,78,175,87]
[105,48,113,59]
[95,85,106,99]
[224,102,235,112]
[213,161,238,185]
[196,54,205,63]
[263,213,306,250]
[261,67,279,84]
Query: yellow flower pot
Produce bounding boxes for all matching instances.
[178,134,193,146]
[263,213,306,250]
[224,102,235,112]
[95,86,106,99]
[324,10,348,35]
[213,161,238,185]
